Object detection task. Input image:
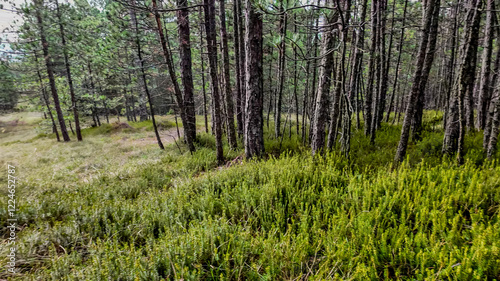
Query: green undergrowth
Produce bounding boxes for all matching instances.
[1,112,500,280]
[3,152,499,280]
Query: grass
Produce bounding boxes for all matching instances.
[0,111,499,280]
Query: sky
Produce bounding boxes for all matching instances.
[1,0,26,54]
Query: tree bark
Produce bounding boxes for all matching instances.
[477,0,495,130]
[151,0,195,151]
[233,0,243,137]
[132,4,163,150]
[442,2,460,155]
[198,7,209,133]
[177,0,197,148]
[219,0,237,148]
[34,0,70,142]
[274,4,287,138]
[237,0,246,131]
[364,0,378,137]
[487,98,500,159]
[411,0,440,142]
[244,0,265,159]
[394,0,440,165]
[34,50,60,141]
[204,0,224,163]
[457,0,482,164]
[311,0,336,155]
[128,0,148,122]
[55,0,82,141]
[385,0,408,123]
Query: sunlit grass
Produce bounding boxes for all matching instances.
[0,110,499,280]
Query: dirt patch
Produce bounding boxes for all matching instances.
[123,127,183,148]
[112,122,133,130]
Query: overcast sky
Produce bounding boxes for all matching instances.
[0,0,25,54]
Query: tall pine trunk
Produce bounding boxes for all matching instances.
[219,0,237,148]
[457,0,482,164]
[128,0,148,122]
[477,0,495,130]
[274,4,287,138]
[394,0,440,164]
[177,0,197,148]
[311,0,336,155]
[244,0,265,158]
[55,0,81,141]
[151,0,196,152]
[204,0,224,163]
[35,0,70,142]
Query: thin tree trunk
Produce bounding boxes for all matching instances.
[477,0,495,130]
[204,0,224,163]
[237,0,246,130]
[34,0,70,142]
[55,0,81,141]
[33,50,60,141]
[219,0,237,148]
[348,0,367,130]
[442,2,460,154]
[293,14,299,135]
[411,0,440,142]
[128,0,148,122]
[394,0,440,165]
[152,0,195,152]
[198,7,209,133]
[487,98,500,159]
[483,28,500,149]
[385,0,407,123]
[364,0,378,137]
[457,0,482,164]
[266,47,274,129]
[132,6,163,149]
[275,4,287,138]
[233,1,243,137]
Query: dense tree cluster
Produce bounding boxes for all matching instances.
[4,0,500,163]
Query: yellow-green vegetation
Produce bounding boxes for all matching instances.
[0,112,499,280]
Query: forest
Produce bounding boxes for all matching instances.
[0,0,500,279]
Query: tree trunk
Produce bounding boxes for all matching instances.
[457,0,482,164]
[128,0,148,122]
[311,0,336,155]
[34,50,60,141]
[204,0,224,163]
[394,0,440,165]
[177,0,197,147]
[133,4,163,149]
[35,0,70,142]
[237,0,246,131]
[198,7,209,133]
[151,0,195,151]
[477,0,495,130]
[385,0,408,123]
[219,0,237,148]
[233,0,243,137]
[364,0,378,137]
[483,28,500,149]
[55,0,82,141]
[274,5,287,138]
[442,2,460,155]
[348,0,367,127]
[244,0,265,159]
[411,0,440,142]
[487,98,500,159]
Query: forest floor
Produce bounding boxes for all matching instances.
[0,111,499,280]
